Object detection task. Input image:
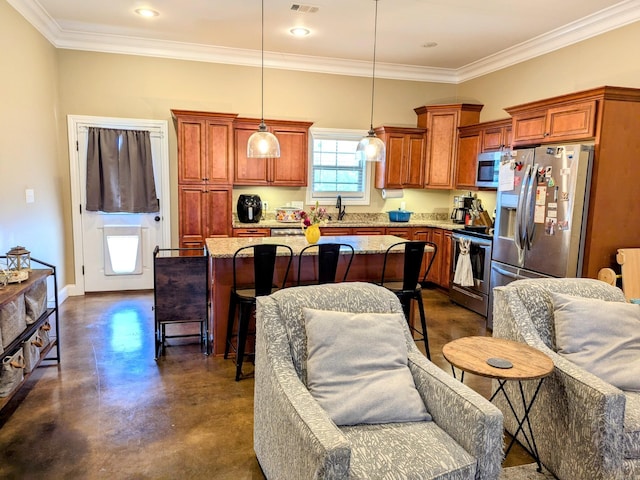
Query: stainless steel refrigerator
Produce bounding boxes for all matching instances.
[488,143,594,327]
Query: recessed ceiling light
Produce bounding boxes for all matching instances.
[135,8,159,18]
[422,42,438,48]
[290,27,311,37]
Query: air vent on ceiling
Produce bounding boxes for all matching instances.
[290,4,319,14]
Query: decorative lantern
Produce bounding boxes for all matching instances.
[6,246,31,272]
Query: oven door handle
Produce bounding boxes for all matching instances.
[492,264,527,281]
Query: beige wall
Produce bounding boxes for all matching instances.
[0,1,66,287]
[458,21,640,121]
[3,0,640,289]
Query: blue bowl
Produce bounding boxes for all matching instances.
[387,210,412,222]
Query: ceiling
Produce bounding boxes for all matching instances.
[8,0,640,82]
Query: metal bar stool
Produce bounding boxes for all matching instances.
[297,242,355,285]
[224,243,293,381]
[378,240,437,359]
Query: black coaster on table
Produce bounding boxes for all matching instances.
[487,357,513,369]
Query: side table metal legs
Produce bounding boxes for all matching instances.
[490,378,546,473]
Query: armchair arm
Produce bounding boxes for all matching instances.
[255,297,351,480]
[408,350,504,480]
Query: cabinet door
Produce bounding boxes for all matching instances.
[424,110,458,189]
[179,185,208,247]
[546,100,596,141]
[233,125,269,185]
[179,186,231,248]
[204,187,232,238]
[511,110,548,145]
[382,134,407,188]
[271,126,308,186]
[205,119,234,184]
[482,126,507,152]
[455,133,481,190]
[405,134,426,188]
[177,119,207,184]
[441,230,453,289]
[428,228,443,284]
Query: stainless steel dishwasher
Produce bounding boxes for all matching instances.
[270,228,304,237]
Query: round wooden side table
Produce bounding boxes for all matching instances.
[442,336,554,472]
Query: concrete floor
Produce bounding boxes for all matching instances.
[0,287,531,479]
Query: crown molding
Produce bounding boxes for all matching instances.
[8,0,640,84]
[457,0,640,82]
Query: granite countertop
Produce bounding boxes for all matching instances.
[233,212,463,231]
[206,234,419,258]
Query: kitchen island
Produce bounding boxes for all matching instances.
[205,235,420,355]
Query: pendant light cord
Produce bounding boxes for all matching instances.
[260,0,265,125]
[369,0,379,131]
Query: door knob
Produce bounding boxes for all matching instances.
[154,216,161,222]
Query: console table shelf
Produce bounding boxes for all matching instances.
[0,258,60,412]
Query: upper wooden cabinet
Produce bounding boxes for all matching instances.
[374,126,426,189]
[507,97,597,147]
[172,110,237,185]
[456,118,511,190]
[233,118,313,186]
[414,103,483,190]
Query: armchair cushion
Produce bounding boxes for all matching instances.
[303,307,431,426]
[552,292,640,392]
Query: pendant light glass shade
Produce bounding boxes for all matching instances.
[247,0,280,158]
[356,128,385,163]
[247,122,281,158]
[359,0,385,163]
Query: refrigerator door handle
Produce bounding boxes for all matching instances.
[514,164,531,265]
[492,264,527,280]
[524,163,539,249]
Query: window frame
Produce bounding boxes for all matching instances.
[305,127,372,206]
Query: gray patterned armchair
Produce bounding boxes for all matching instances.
[493,278,640,480]
[254,282,503,480]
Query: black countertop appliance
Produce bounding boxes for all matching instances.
[237,194,262,223]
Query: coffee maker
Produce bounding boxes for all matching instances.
[451,195,473,224]
[237,194,262,223]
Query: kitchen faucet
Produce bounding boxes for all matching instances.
[336,195,346,221]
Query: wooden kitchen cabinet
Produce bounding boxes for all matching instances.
[352,227,385,235]
[504,86,640,278]
[178,186,232,248]
[508,99,596,147]
[414,104,483,190]
[385,227,412,239]
[172,110,237,185]
[173,110,237,248]
[233,118,313,186]
[455,125,482,190]
[411,227,452,289]
[320,227,353,236]
[233,228,270,237]
[373,126,426,189]
[456,118,511,190]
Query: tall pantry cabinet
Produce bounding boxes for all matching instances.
[172,110,236,248]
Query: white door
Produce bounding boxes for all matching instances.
[68,116,171,294]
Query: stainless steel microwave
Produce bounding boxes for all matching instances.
[475,151,502,188]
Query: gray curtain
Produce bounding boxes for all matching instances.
[86,127,159,213]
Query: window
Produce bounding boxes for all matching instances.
[306,128,372,206]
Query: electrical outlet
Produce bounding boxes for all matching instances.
[25,189,35,204]
[400,201,406,210]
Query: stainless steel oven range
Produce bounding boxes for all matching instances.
[449,230,493,319]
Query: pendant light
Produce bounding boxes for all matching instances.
[247,0,280,158]
[356,0,385,163]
